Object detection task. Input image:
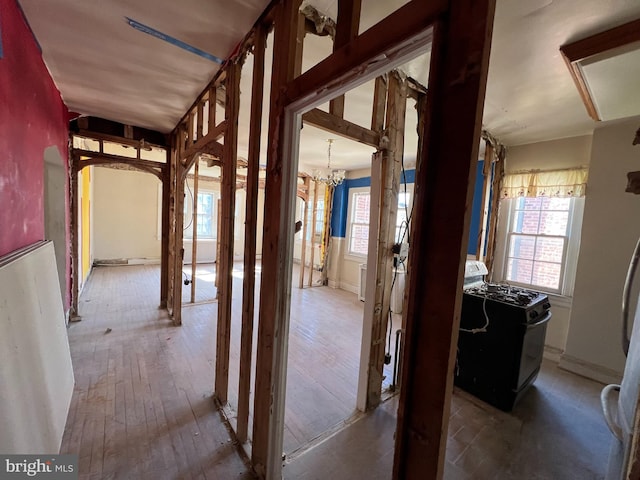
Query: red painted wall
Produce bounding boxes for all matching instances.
[0,0,70,306]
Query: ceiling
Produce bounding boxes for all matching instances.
[18,0,640,172]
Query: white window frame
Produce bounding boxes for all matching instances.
[184,189,219,240]
[346,186,371,259]
[496,196,584,297]
[345,184,415,260]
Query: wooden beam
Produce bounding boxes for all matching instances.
[364,71,406,411]
[167,139,177,314]
[70,153,80,319]
[208,86,217,133]
[299,177,310,289]
[302,108,380,148]
[475,140,494,261]
[329,0,362,118]
[393,0,496,477]
[371,75,388,132]
[485,147,505,280]
[285,0,446,108]
[196,102,204,140]
[237,22,267,444]
[190,161,200,303]
[74,150,165,180]
[252,1,302,477]
[215,198,222,294]
[160,147,171,308]
[215,60,242,405]
[308,181,319,287]
[181,121,226,162]
[172,162,185,326]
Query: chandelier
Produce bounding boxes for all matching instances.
[312,139,345,187]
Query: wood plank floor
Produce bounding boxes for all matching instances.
[63,264,610,479]
[61,265,255,480]
[283,359,613,479]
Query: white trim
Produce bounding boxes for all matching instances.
[339,281,359,295]
[558,353,622,384]
[543,345,563,363]
[345,186,371,257]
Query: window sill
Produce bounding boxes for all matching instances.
[546,293,573,309]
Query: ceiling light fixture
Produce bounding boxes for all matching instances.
[312,139,345,187]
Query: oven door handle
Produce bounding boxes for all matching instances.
[526,311,552,329]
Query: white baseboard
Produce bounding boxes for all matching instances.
[328,279,339,289]
[339,281,359,295]
[94,257,161,266]
[543,345,563,363]
[558,353,622,384]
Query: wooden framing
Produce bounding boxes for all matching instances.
[371,75,388,132]
[329,0,362,118]
[485,145,505,279]
[145,1,495,478]
[160,148,171,308]
[475,140,494,261]
[307,180,319,286]
[393,0,496,478]
[171,129,186,326]
[237,22,267,444]
[69,153,80,319]
[560,18,640,121]
[358,70,406,411]
[298,177,310,289]
[190,160,200,304]
[214,59,242,404]
[301,108,380,148]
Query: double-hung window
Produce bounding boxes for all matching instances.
[184,191,218,239]
[348,190,371,256]
[346,186,413,257]
[504,196,577,293]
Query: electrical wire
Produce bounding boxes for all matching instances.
[459,295,490,334]
[184,180,194,231]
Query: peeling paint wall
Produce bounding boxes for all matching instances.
[0,0,69,306]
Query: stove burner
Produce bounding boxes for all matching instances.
[465,283,542,306]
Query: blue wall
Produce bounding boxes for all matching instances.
[330,165,489,255]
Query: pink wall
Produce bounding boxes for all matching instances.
[0,0,70,307]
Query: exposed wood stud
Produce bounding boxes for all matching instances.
[160,147,171,308]
[181,121,227,162]
[299,177,311,289]
[237,22,267,444]
[172,163,185,326]
[70,153,80,319]
[190,161,200,304]
[476,140,494,262]
[215,59,242,405]
[209,86,217,130]
[371,75,388,132]
[366,70,406,410]
[215,198,222,294]
[197,102,205,140]
[302,108,380,148]
[485,147,505,279]
[187,113,195,146]
[393,0,496,477]
[167,136,177,313]
[329,0,362,118]
[308,181,319,287]
[252,1,302,476]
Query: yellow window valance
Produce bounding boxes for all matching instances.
[501,167,588,198]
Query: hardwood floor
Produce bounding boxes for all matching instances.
[62,264,612,479]
[61,265,254,480]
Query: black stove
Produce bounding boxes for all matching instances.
[455,283,552,411]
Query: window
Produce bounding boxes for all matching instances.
[184,191,218,239]
[504,196,576,293]
[349,191,371,256]
[346,186,413,257]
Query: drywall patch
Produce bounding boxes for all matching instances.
[125,17,223,64]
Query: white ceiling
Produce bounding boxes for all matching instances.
[18,0,640,171]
